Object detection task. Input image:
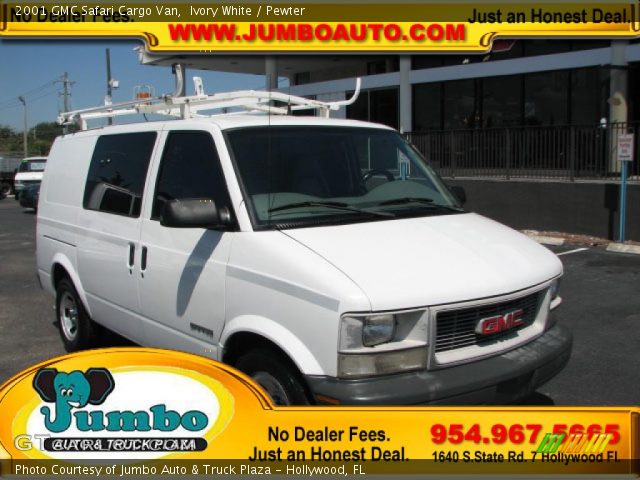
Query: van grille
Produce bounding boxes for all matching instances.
[434,292,543,353]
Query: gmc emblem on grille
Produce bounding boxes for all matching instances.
[475,309,525,335]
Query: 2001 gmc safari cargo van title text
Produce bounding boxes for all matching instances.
[37,112,571,405]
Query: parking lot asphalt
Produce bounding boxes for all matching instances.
[0,199,638,405]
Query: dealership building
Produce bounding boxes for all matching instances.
[139,40,640,240]
[140,40,639,131]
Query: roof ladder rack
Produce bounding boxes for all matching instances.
[58,76,362,130]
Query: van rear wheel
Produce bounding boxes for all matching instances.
[234,349,310,406]
[56,277,97,351]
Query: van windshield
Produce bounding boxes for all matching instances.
[226,126,463,229]
[19,159,46,172]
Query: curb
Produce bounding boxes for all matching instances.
[525,234,565,246]
[606,243,640,255]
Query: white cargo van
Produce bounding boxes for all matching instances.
[36,82,571,405]
[14,156,47,200]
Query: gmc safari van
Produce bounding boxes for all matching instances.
[36,84,571,405]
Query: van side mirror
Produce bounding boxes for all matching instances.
[450,185,467,205]
[160,199,233,229]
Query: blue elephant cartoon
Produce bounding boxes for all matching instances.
[33,368,114,433]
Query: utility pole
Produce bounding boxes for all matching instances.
[57,72,75,133]
[18,96,27,157]
[106,48,113,125]
[58,72,75,113]
[105,49,119,125]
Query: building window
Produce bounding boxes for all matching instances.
[293,71,311,85]
[523,40,571,56]
[413,83,443,130]
[482,75,523,127]
[346,90,369,122]
[524,71,569,125]
[571,67,609,125]
[367,58,399,75]
[571,40,609,51]
[369,89,399,129]
[412,56,443,70]
[346,88,399,129]
[443,79,477,129]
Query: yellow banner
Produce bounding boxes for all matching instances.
[0,348,638,476]
[0,2,639,52]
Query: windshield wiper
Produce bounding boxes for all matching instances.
[427,204,465,212]
[268,201,394,217]
[377,197,465,212]
[378,197,435,206]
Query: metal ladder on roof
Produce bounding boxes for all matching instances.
[58,67,362,131]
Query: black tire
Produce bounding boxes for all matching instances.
[234,349,311,405]
[55,277,98,351]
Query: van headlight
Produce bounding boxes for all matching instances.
[339,310,428,378]
[547,277,562,329]
[363,314,396,347]
[549,277,562,311]
[549,278,560,300]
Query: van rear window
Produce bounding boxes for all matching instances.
[83,132,156,217]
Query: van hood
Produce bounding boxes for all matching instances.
[281,213,562,311]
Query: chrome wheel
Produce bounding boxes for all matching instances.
[59,292,79,341]
[252,371,291,405]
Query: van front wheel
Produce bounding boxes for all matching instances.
[56,278,97,352]
[234,349,310,406]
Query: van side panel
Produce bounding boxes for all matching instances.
[37,134,97,302]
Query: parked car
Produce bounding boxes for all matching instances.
[37,90,571,406]
[19,182,40,211]
[14,156,47,201]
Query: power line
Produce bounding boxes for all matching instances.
[0,73,74,113]
[0,79,58,107]
[0,84,59,112]
[30,88,59,104]
[0,88,58,113]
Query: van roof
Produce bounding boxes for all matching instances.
[176,114,395,131]
[62,114,396,136]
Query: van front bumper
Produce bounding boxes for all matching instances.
[306,324,572,405]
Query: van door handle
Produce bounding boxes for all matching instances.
[127,243,135,272]
[141,246,148,276]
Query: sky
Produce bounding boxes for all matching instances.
[0,40,274,131]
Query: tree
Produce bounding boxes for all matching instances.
[29,122,64,155]
[0,125,21,155]
[0,122,65,156]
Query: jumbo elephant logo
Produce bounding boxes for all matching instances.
[0,349,237,459]
[33,368,115,433]
[32,367,209,435]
